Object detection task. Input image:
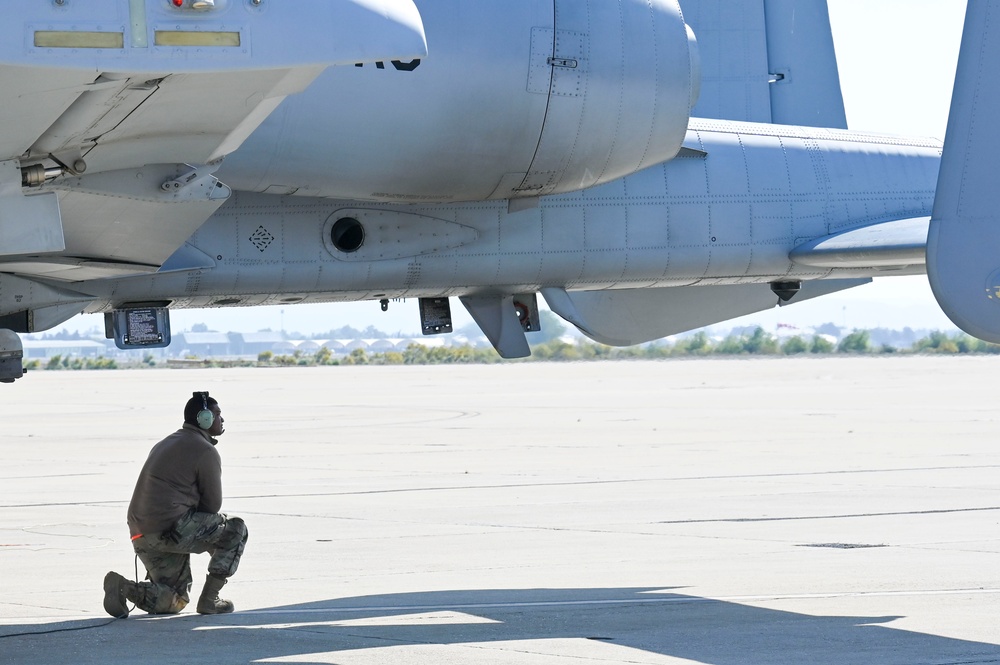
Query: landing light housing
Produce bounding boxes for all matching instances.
[171,0,217,10]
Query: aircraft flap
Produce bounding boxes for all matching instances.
[67,69,324,174]
[927,1,1000,342]
[0,164,231,282]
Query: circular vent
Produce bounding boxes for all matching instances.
[330,217,365,253]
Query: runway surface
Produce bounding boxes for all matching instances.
[1,357,998,664]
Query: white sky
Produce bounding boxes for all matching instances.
[62,1,969,337]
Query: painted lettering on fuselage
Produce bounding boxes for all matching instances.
[354,59,421,71]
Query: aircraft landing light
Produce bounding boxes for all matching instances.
[172,0,216,8]
[154,30,240,47]
[33,31,124,49]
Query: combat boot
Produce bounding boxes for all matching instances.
[197,574,234,614]
[103,571,134,618]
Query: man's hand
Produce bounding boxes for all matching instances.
[162,525,181,545]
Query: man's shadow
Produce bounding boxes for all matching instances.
[2,587,997,664]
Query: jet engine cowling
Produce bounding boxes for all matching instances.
[505,0,699,199]
[221,0,700,204]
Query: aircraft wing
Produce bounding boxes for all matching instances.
[0,0,426,281]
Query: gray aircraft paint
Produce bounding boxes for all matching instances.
[927,0,1000,344]
[67,123,939,316]
[0,0,985,359]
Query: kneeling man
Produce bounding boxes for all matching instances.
[103,391,248,617]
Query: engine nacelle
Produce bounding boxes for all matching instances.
[510,0,700,199]
[222,0,699,203]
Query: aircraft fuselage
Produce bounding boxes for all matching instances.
[66,121,939,313]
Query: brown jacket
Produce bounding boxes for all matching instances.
[127,424,223,537]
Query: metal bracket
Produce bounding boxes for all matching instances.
[160,160,230,201]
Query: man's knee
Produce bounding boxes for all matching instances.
[152,592,189,615]
[207,517,247,579]
[218,516,247,550]
[132,582,189,615]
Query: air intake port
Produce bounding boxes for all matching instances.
[330,217,365,253]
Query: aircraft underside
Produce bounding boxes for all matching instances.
[0,0,993,382]
[0,119,934,359]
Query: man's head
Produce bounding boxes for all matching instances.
[184,391,225,437]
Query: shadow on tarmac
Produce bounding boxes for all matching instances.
[1,587,997,664]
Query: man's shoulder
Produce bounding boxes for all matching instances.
[152,426,216,453]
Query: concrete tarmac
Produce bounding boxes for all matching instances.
[1,357,999,664]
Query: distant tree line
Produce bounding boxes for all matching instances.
[36,355,120,370]
[23,328,1000,371]
[248,328,1000,366]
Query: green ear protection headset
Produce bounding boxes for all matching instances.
[195,391,215,430]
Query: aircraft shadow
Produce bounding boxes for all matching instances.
[1,587,997,664]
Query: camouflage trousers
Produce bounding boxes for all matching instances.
[130,510,248,614]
